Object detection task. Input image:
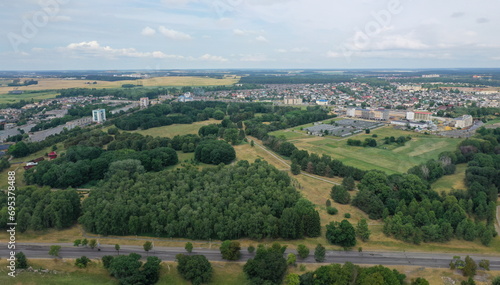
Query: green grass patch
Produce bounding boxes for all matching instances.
[129,119,221,138]
[0,91,59,103]
[280,126,462,174]
[432,164,467,193]
[485,118,500,126]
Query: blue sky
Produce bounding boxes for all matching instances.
[1,0,500,70]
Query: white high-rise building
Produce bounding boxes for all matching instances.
[140,97,150,108]
[92,109,106,123]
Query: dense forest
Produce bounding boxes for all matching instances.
[0,186,80,232]
[79,160,321,240]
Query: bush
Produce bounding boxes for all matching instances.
[344,213,351,218]
[327,206,338,215]
[75,256,91,268]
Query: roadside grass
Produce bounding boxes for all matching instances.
[0,259,497,285]
[0,259,117,284]
[130,119,221,138]
[432,164,467,193]
[272,125,462,174]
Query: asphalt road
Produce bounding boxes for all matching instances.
[3,243,500,270]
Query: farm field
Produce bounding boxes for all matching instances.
[0,91,59,104]
[432,163,467,193]
[271,125,462,174]
[129,119,221,138]
[0,76,239,95]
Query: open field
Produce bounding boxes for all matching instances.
[0,91,59,104]
[432,163,467,193]
[271,125,462,174]
[129,119,221,138]
[0,76,239,95]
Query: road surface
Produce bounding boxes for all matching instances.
[2,243,500,270]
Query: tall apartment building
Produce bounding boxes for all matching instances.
[92,109,106,123]
[140,97,150,108]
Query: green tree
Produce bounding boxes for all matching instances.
[342,176,356,191]
[220,240,241,260]
[89,239,97,250]
[142,256,162,285]
[213,110,225,120]
[286,253,297,266]
[285,273,300,285]
[115,244,120,255]
[15,252,28,269]
[185,242,193,253]
[143,241,153,253]
[331,185,351,204]
[243,244,287,285]
[108,253,144,284]
[73,239,81,247]
[356,218,371,242]
[326,220,357,248]
[102,255,114,269]
[176,254,213,285]
[297,244,309,259]
[478,259,489,270]
[492,276,500,285]
[81,238,88,247]
[291,162,301,175]
[314,244,326,262]
[49,245,61,257]
[463,256,477,277]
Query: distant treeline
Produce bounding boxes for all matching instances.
[239,75,353,85]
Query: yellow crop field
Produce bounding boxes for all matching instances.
[0,76,239,95]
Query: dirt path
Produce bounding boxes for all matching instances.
[249,136,340,186]
[496,206,500,235]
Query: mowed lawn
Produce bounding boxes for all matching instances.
[432,164,467,193]
[271,126,463,174]
[129,119,221,138]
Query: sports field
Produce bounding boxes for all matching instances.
[271,125,463,174]
[0,76,239,95]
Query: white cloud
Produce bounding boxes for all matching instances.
[159,26,192,40]
[141,26,156,36]
[62,41,183,59]
[198,53,228,62]
[255,35,268,42]
[239,54,269,62]
[276,49,288,53]
[233,29,246,36]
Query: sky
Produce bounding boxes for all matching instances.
[1,0,500,70]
